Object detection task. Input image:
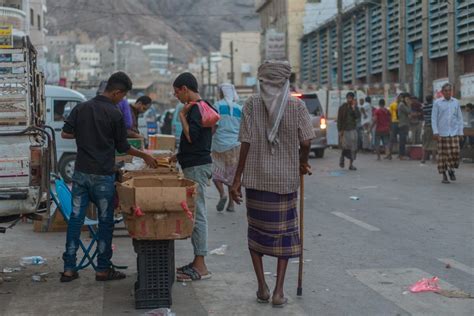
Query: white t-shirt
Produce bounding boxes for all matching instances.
[360,102,373,126]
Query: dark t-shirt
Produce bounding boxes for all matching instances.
[62,95,131,175]
[177,101,213,170]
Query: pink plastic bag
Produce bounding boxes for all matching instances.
[194,101,220,128]
[409,277,440,293]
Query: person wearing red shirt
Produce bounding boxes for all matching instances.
[371,99,392,160]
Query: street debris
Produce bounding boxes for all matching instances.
[445,263,451,269]
[349,196,360,201]
[0,291,12,295]
[435,289,474,299]
[290,259,312,264]
[209,244,228,255]
[264,272,272,275]
[31,272,49,282]
[2,267,22,273]
[145,308,176,316]
[181,282,187,287]
[409,277,440,293]
[19,256,46,266]
[329,170,345,177]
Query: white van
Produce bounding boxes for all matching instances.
[44,85,87,182]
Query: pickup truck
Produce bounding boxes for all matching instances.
[0,37,54,229]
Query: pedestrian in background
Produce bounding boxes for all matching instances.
[60,72,158,282]
[371,99,391,161]
[357,98,365,150]
[212,83,242,213]
[230,61,314,307]
[173,72,215,281]
[388,94,401,160]
[360,96,373,151]
[421,95,437,163]
[338,92,360,170]
[128,96,152,138]
[397,93,411,160]
[409,96,423,144]
[160,111,173,135]
[432,83,464,184]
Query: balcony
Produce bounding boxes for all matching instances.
[0,6,26,31]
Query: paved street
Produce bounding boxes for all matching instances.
[1,149,473,316]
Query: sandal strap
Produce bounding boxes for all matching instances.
[180,266,201,280]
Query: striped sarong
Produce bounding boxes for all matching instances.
[211,145,240,186]
[245,189,301,259]
[437,136,460,174]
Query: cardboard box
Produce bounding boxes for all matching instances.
[34,205,94,233]
[149,134,176,151]
[124,212,194,240]
[116,177,196,214]
[118,168,180,183]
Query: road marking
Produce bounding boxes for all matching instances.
[438,258,474,276]
[331,211,380,231]
[347,268,474,316]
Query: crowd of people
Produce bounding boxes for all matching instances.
[58,61,314,308]
[337,83,467,183]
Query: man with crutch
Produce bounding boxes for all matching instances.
[231,60,314,307]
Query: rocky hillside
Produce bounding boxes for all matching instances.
[46,0,259,62]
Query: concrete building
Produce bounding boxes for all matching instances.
[300,0,474,103]
[74,44,102,81]
[142,43,169,75]
[219,31,260,87]
[255,0,307,79]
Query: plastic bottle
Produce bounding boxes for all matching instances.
[20,256,46,266]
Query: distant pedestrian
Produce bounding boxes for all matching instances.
[230,61,314,307]
[421,95,437,163]
[212,83,242,213]
[173,72,215,281]
[371,99,391,161]
[357,98,365,150]
[388,94,401,160]
[338,92,360,170]
[432,83,464,184]
[360,96,373,151]
[128,96,152,138]
[409,97,423,144]
[397,93,411,160]
[160,111,173,135]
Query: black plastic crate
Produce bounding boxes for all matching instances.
[133,239,175,309]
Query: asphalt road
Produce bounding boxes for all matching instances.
[0,149,473,315]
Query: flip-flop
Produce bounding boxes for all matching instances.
[95,269,126,281]
[60,271,79,283]
[177,266,212,282]
[256,285,270,303]
[176,262,193,273]
[226,206,235,212]
[216,196,228,212]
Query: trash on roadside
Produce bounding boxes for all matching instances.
[435,289,474,299]
[181,282,187,287]
[264,272,271,275]
[31,272,49,282]
[209,244,228,255]
[0,291,12,295]
[145,308,176,316]
[2,267,22,273]
[349,196,360,201]
[290,259,312,264]
[445,263,451,269]
[409,277,440,293]
[329,170,345,177]
[19,256,46,266]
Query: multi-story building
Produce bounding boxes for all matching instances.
[300,0,474,102]
[73,44,102,81]
[255,0,307,79]
[142,43,169,75]
[0,0,47,66]
[219,31,260,87]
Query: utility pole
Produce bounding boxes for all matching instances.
[208,54,212,99]
[114,39,117,72]
[230,40,235,85]
[336,0,343,88]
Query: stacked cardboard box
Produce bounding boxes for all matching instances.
[116,177,196,240]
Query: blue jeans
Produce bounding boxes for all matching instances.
[182,164,212,257]
[63,171,116,272]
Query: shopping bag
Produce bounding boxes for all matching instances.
[194,101,220,128]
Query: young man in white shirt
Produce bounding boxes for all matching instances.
[432,83,464,184]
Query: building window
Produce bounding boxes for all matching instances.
[30,9,34,26]
[37,15,41,30]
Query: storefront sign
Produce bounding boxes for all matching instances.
[265,29,286,60]
[0,24,13,49]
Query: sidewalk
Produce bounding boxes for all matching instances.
[0,186,308,316]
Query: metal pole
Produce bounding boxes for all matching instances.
[208,54,212,99]
[230,40,235,85]
[336,0,343,88]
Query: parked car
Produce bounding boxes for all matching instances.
[45,85,87,182]
[292,93,327,158]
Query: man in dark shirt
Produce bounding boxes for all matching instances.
[60,72,157,282]
[337,92,361,170]
[172,72,214,282]
[127,96,152,138]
